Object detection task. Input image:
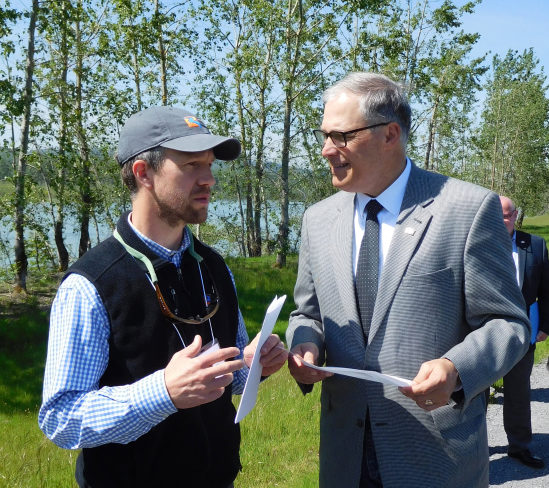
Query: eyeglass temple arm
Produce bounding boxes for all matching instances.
[154,282,177,318]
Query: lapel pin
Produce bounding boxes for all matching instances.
[404,227,416,235]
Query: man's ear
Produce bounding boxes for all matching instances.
[384,121,402,147]
[132,160,153,189]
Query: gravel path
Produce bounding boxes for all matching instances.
[487,362,549,487]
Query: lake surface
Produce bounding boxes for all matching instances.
[0,199,306,269]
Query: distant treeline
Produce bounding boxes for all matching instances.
[1,1,548,291]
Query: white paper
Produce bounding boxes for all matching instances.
[301,360,413,387]
[197,338,223,371]
[234,295,287,423]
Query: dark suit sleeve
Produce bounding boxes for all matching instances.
[535,235,549,334]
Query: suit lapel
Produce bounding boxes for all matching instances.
[368,164,435,342]
[331,192,365,347]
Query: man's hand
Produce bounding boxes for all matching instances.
[243,333,288,377]
[287,342,333,384]
[164,335,244,409]
[399,358,460,411]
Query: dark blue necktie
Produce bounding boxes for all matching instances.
[356,199,383,338]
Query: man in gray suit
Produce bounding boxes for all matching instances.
[286,72,530,487]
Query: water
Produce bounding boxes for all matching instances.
[0,199,305,269]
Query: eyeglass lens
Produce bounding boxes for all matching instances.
[314,130,346,147]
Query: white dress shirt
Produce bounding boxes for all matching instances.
[511,230,520,285]
[353,158,412,278]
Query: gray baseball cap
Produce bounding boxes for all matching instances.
[116,106,241,166]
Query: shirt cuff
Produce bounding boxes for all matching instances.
[130,370,177,425]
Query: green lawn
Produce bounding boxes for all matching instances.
[0,180,11,198]
[0,256,320,488]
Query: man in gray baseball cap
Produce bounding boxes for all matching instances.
[39,106,288,487]
[116,106,241,166]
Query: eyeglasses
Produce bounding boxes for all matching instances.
[154,262,220,325]
[503,211,517,219]
[313,122,390,148]
[112,228,220,326]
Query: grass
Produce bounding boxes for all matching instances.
[0,256,320,488]
[1,216,548,486]
[235,370,321,488]
[0,180,11,198]
[225,255,298,338]
[522,211,549,244]
[0,303,79,487]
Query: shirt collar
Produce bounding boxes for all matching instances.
[355,157,411,218]
[126,212,191,264]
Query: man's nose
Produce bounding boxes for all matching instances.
[321,137,338,158]
[199,166,216,187]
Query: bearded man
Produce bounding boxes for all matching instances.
[39,106,287,488]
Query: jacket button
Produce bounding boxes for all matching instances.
[356,419,364,428]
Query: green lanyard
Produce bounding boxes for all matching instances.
[113,228,203,284]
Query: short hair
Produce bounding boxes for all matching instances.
[323,72,411,143]
[499,195,516,212]
[120,146,166,196]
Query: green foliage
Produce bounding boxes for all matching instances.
[473,49,549,216]
[1,0,548,281]
[346,0,487,172]
[0,3,23,124]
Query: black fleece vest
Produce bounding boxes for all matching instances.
[68,212,241,488]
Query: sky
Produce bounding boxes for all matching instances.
[458,0,549,76]
[7,0,549,77]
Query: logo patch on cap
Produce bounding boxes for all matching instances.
[184,116,204,128]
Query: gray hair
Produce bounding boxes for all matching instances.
[120,146,167,196]
[323,72,411,143]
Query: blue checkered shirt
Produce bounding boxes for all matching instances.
[39,224,249,449]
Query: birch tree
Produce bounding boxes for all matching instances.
[13,0,38,292]
[477,49,549,219]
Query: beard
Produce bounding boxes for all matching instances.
[154,187,209,227]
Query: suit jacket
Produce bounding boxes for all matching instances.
[287,163,530,488]
[516,230,549,335]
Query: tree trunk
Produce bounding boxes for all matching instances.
[154,0,168,105]
[251,37,273,257]
[233,59,252,258]
[54,0,70,271]
[490,94,502,191]
[276,95,291,268]
[75,4,91,257]
[424,99,439,171]
[14,0,38,293]
[252,134,264,257]
[276,0,299,268]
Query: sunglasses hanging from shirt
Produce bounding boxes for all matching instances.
[113,229,220,346]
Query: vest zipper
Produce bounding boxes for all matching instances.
[170,288,178,315]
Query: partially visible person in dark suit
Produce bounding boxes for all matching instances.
[499,195,549,469]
